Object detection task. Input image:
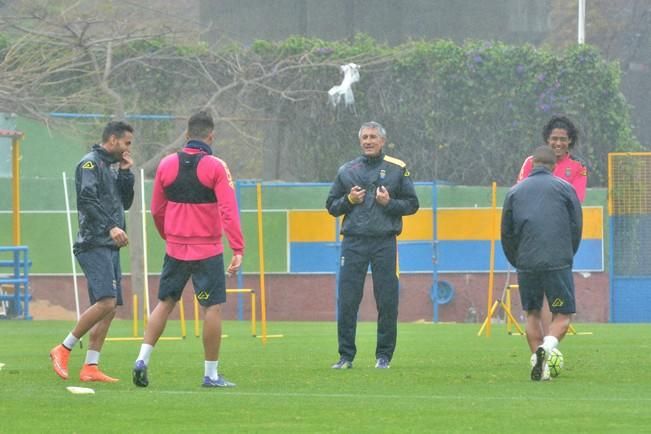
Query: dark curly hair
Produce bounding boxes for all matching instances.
[542,115,578,150]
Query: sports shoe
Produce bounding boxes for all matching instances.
[375,357,390,369]
[542,364,551,381]
[531,346,548,381]
[132,360,149,387]
[331,358,353,369]
[49,344,71,380]
[79,364,119,383]
[202,375,236,388]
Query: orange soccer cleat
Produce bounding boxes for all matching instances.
[49,344,71,380]
[79,364,119,383]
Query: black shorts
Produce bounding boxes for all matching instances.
[158,254,226,306]
[75,247,123,306]
[517,268,576,314]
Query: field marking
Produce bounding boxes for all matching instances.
[112,389,651,403]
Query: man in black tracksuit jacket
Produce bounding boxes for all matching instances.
[501,146,582,381]
[326,121,419,369]
[73,144,135,255]
[50,121,134,383]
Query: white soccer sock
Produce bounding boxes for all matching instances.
[205,361,219,380]
[137,344,154,365]
[85,350,100,365]
[542,336,559,353]
[62,333,79,350]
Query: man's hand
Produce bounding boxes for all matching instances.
[375,185,390,206]
[347,185,366,204]
[226,254,243,277]
[109,226,129,247]
[119,151,133,170]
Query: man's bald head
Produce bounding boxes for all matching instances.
[532,146,556,171]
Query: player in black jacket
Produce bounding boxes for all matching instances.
[501,146,582,381]
[50,121,134,383]
[326,121,419,369]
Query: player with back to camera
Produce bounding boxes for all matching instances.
[50,121,135,383]
[516,116,587,352]
[132,111,244,388]
[326,121,419,370]
[501,146,582,381]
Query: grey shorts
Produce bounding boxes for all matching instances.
[158,254,226,307]
[517,268,576,314]
[76,247,123,306]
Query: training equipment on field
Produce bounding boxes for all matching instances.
[107,179,273,342]
[62,172,81,322]
[478,183,524,337]
[66,386,95,395]
[548,348,564,377]
[110,288,257,342]
[3,128,24,246]
[478,182,591,337]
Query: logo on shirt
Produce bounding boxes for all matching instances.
[197,291,209,300]
[82,161,95,169]
[379,169,386,180]
[551,298,564,308]
[565,168,571,177]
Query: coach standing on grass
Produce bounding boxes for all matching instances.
[50,121,135,383]
[132,111,244,388]
[326,121,419,370]
[501,146,582,381]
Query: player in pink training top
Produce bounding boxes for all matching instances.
[517,116,588,202]
[133,111,244,388]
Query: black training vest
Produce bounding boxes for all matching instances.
[164,152,217,203]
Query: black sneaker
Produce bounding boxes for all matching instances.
[132,360,149,387]
[331,358,353,369]
[531,346,547,381]
[375,357,390,369]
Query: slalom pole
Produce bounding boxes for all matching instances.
[256,182,267,344]
[62,172,82,348]
[140,168,151,320]
[485,182,497,337]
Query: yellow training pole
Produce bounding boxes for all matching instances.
[143,294,148,329]
[485,182,497,337]
[256,183,268,344]
[193,295,200,337]
[179,298,187,338]
[505,287,512,334]
[11,137,21,245]
[133,293,138,337]
[251,292,257,337]
[477,300,499,336]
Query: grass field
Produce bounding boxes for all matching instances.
[1,320,650,433]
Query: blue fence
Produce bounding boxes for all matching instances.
[0,246,32,319]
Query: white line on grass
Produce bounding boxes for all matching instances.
[115,390,651,402]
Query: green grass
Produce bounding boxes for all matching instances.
[1,321,650,433]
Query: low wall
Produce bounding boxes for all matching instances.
[27,272,609,323]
